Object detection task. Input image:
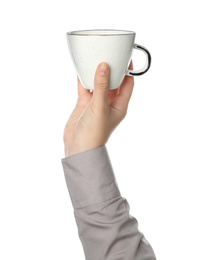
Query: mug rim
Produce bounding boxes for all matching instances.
[66,29,136,36]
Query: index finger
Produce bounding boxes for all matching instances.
[117,60,134,105]
[77,76,91,96]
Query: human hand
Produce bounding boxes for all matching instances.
[63,61,134,157]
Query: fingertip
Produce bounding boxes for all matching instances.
[129,60,133,70]
[97,62,109,75]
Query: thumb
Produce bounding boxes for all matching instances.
[92,62,109,108]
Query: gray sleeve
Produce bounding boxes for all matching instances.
[61,145,157,260]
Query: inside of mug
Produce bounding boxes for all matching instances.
[68,30,135,35]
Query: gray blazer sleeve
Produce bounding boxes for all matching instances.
[61,145,156,260]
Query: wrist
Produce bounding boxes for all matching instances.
[64,142,103,157]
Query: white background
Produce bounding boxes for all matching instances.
[0,0,208,259]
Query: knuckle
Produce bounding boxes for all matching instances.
[120,107,128,120]
[95,76,109,89]
[96,81,108,89]
[119,109,127,120]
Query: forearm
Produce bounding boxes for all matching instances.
[61,145,156,260]
[74,195,156,259]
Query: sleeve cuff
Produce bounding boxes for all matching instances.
[61,145,121,209]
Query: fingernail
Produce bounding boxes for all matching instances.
[98,63,109,75]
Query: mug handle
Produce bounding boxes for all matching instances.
[126,43,151,76]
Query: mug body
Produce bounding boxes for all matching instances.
[66,30,135,90]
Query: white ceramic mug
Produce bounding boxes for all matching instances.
[66,29,151,90]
